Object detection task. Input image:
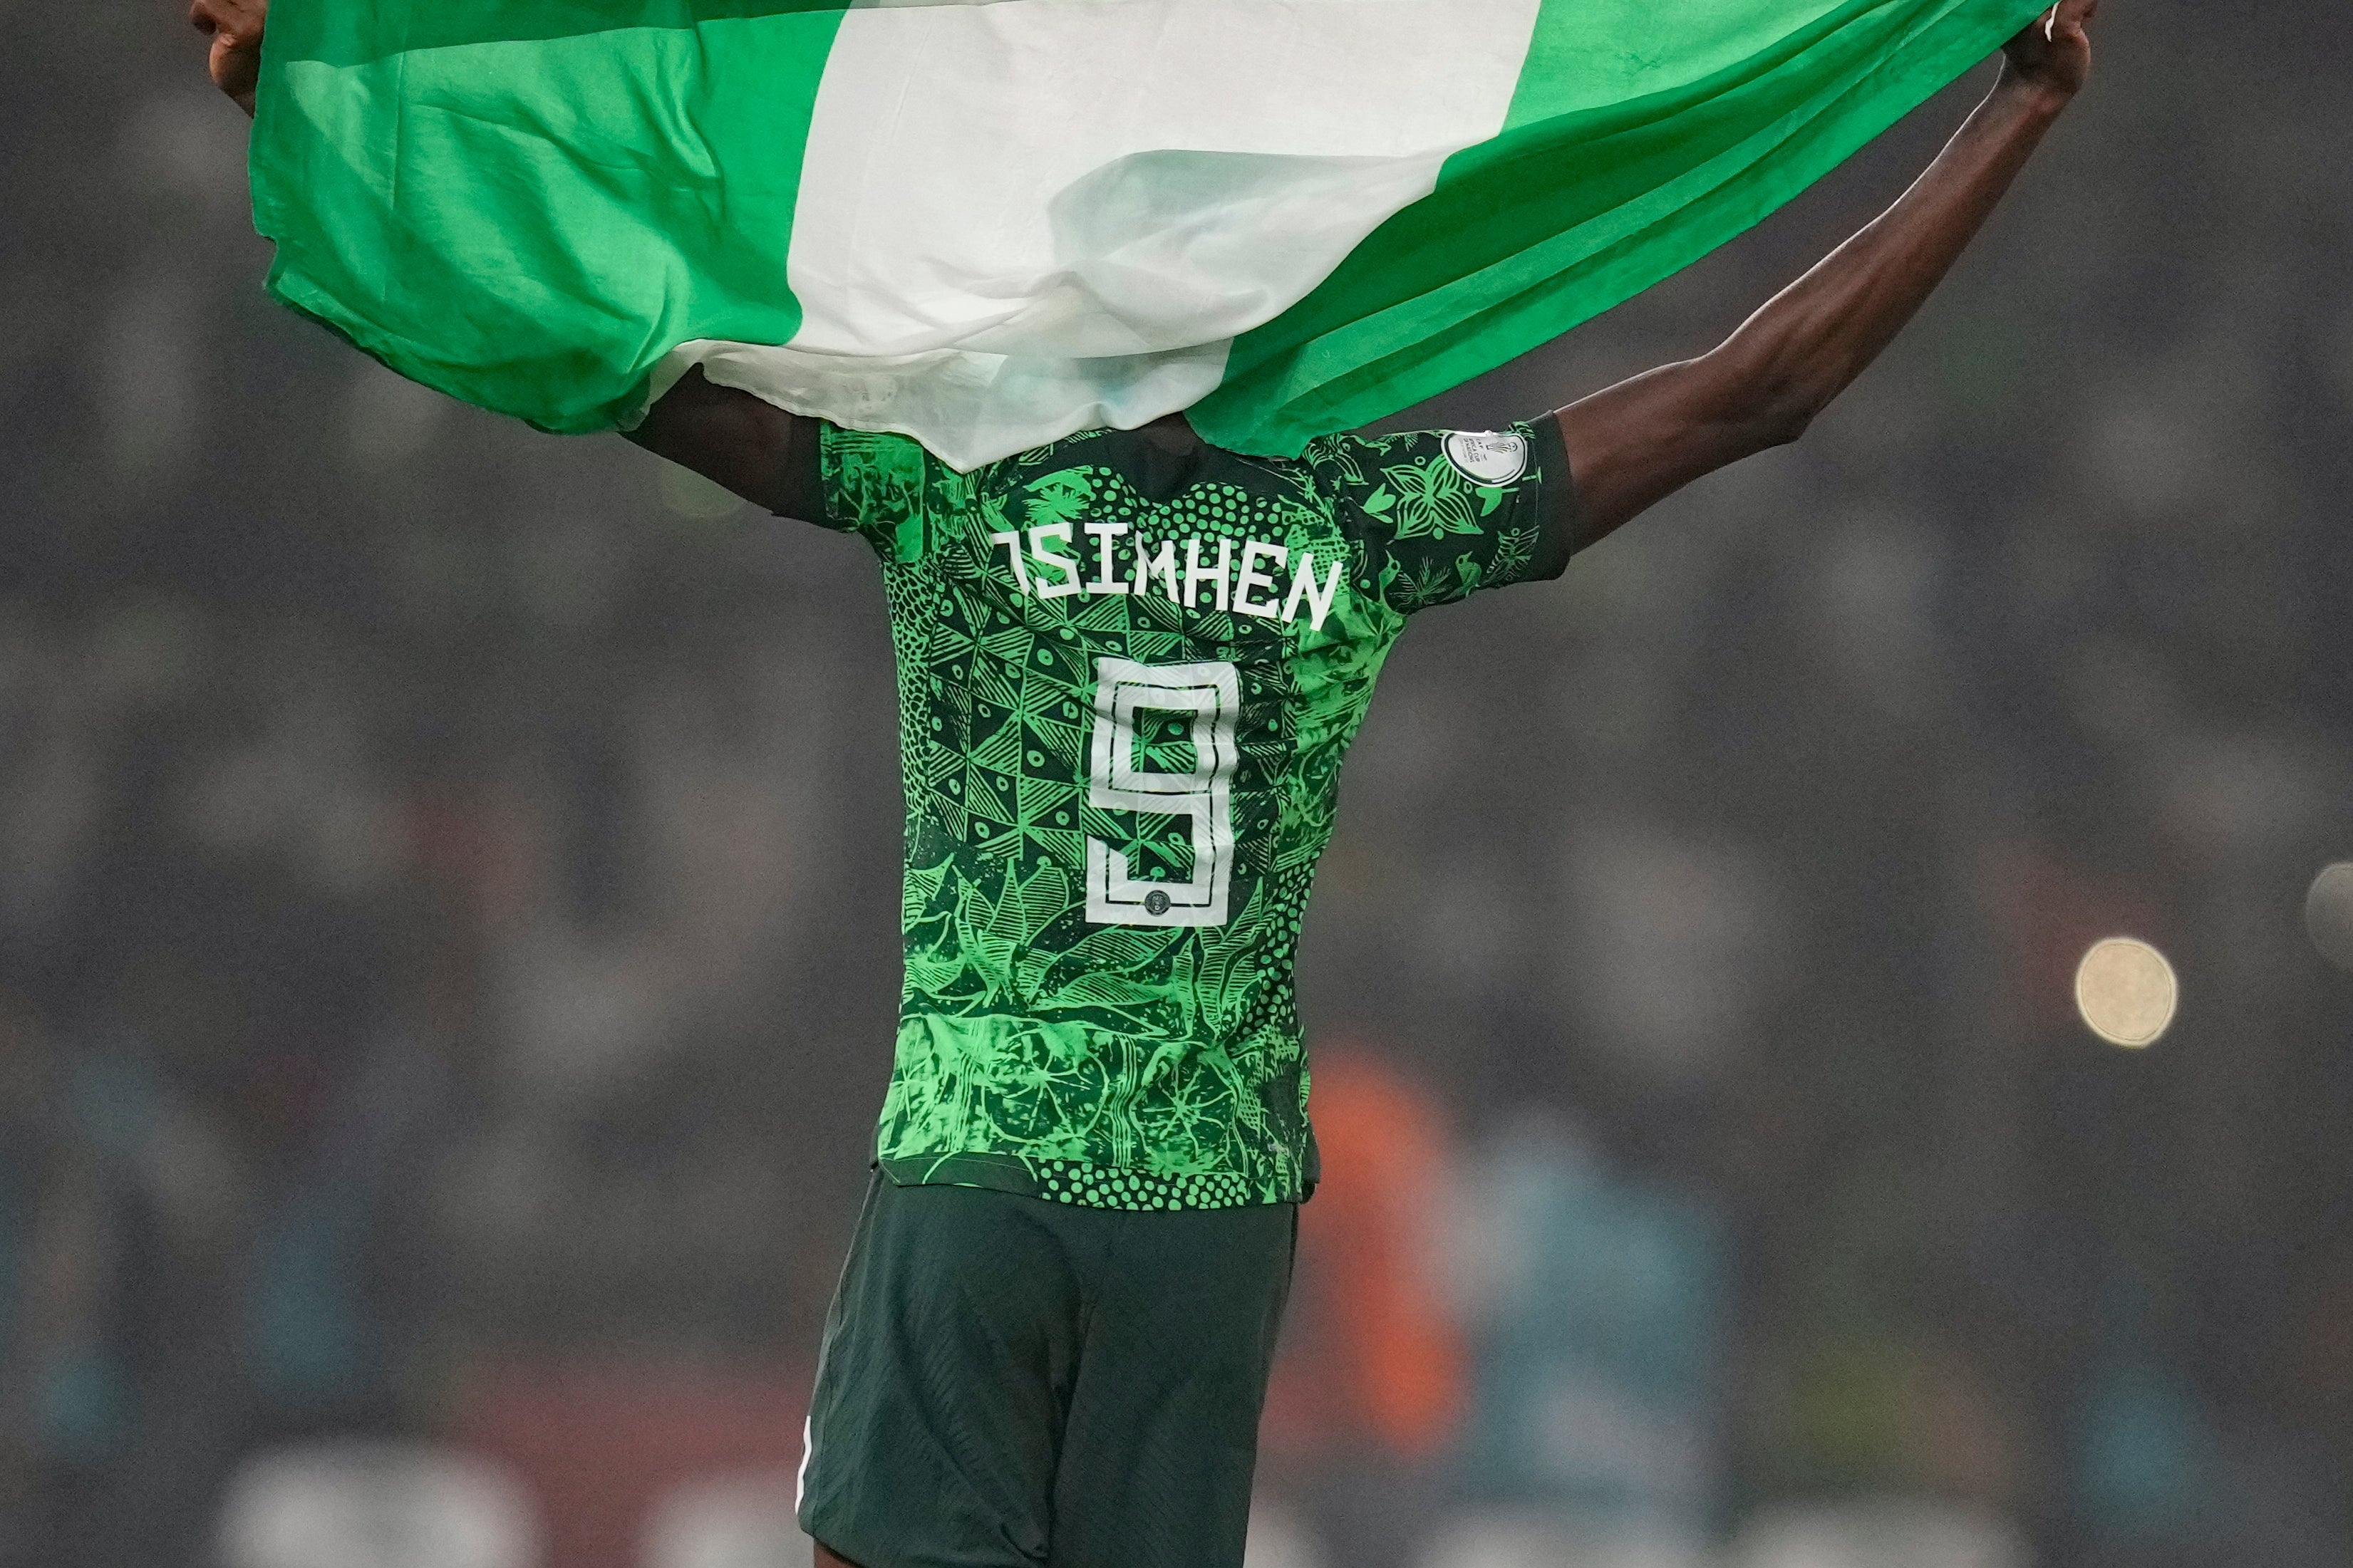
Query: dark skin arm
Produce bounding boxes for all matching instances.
[1556,0,2099,545]
[627,363,825,520]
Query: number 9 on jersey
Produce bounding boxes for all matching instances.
[1085,658,1240,928]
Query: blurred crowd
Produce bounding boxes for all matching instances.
[6,3,2353,1565]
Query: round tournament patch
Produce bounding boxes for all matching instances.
[1442,430,1529,487]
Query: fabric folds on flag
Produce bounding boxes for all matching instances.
[250,0,2046,470]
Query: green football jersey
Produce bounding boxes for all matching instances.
[814,417,1580,1209]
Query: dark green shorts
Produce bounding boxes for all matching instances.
[798,1175,1298,1568]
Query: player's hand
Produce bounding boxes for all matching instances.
[190,0,267,117]
[1998,0,2098,107]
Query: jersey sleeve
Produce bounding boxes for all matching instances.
[816,424,940,563]
[1313,418,1582,615]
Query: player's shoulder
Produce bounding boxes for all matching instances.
[1303,424,1541,486]
[814,421,964,549]
[820,420,931,471]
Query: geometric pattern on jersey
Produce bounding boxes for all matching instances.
[817,417,1578,1208]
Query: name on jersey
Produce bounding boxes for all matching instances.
[989,522,1347,632]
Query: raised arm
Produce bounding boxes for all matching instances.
[1556,0,2099,546]
[625,367,824,521]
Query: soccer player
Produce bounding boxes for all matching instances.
[194,3,2096,1565]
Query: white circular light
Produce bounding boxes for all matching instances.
[2074,937,2177,1048]
[2304,862,2353,972]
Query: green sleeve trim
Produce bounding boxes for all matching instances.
[814,423,932,559]
[1525,413,1583,583]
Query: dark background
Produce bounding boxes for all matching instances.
[6,3,2352,1565]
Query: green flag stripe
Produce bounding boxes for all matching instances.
[1188,0,2046,455]
[254,6,842,433]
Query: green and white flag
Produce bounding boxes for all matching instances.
[252,0,2042,470]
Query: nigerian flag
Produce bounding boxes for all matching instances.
[251,0,2043,470]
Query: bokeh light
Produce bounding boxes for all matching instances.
[2073,938,2178,1048]
[2302,862,2353,972]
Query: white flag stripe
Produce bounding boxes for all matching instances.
[668,0,1541,469]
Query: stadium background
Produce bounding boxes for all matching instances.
[6,1,2353,1564]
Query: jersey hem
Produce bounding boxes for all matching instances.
[879,1153,1300,1211]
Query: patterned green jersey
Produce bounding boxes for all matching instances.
[814,417,1580,1209]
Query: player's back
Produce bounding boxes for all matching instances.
[810,415,1578,1209]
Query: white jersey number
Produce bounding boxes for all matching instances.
[1085,658,1239,928]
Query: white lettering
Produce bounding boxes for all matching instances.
[1010,522,1347,628]
[1136,539,1179,601]
[1234,541,1288,618]
[1083,521,1132,596]
[1184,536,1231,612]
[991,529,1033,595]
[1282,551,1345,630]
[1029,523,1082,598]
